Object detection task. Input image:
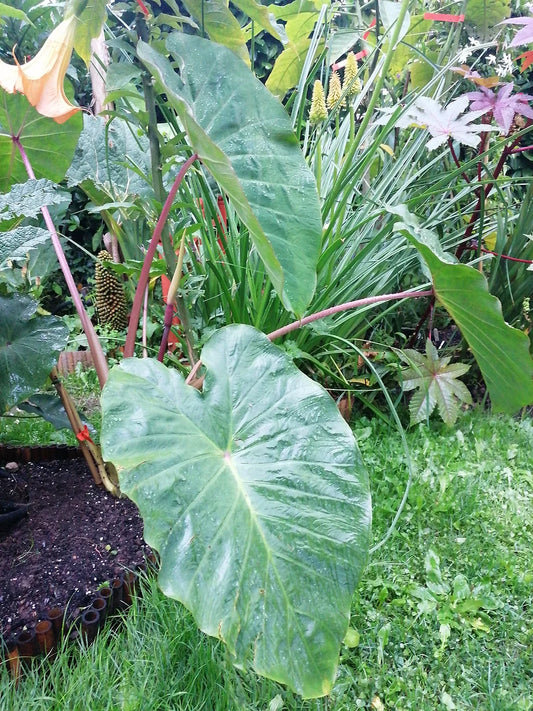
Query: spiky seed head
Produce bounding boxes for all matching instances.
[309,80,328,123]
[95,249,129,331]
[327,71,345,109]
[343,52,361,96]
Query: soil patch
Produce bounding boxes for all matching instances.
[0,458,150,641]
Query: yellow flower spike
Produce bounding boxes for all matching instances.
[0,15,80,124]
[343,52,361,96]
[327,71,344,110]
[309,80,328,124]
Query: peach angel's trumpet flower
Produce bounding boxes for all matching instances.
[0,15,80,124]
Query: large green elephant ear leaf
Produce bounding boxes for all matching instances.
[0,92,82,192]
[137,34,322,317]
[396,223,533,413]
[101,324,371,698]
[0,294,69,412]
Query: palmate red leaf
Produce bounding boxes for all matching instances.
[518,50,533,72]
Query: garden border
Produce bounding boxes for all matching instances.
[0,445,156,683]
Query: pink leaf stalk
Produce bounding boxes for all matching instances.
[267,290,434,341]
[15,138,109,388]
[123,153,198,358]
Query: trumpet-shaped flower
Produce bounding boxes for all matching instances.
[0,16,79,124]
[467,82,533,134]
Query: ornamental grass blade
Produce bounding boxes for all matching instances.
[137,34,322,316]
[101,324,371,698]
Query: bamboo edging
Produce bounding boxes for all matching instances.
[1,556,157,684]
[49,368,120,497]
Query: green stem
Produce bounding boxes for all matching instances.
[135,13,174,271]
[438,0,467,80]
[315,136,322,199]
[15,138,109,389]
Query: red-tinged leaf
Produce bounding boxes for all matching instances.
[518,50,533,72]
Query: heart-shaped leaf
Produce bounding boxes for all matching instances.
[101,324,371,698]
[0,92,82,192]
[0,294,69,412]
[137,34,322,316]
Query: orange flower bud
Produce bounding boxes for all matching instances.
[0,16,80,124]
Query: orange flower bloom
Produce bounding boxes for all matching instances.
[0,16,80,124]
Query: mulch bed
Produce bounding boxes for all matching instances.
[0,456,151,643]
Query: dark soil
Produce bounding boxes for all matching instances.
[0,458,150,641]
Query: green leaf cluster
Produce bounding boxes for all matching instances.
[265,10,322,99]
[400,339,472,426]
[465,0,511,39]
[67,0,108,65]
[396,220,533,414]
[180,0,285,64]
[0,226,50,269]
[0,180,66,226]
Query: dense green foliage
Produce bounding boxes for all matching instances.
[1,0,533,698]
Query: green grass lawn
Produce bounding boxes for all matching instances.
[1,410,532,710]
